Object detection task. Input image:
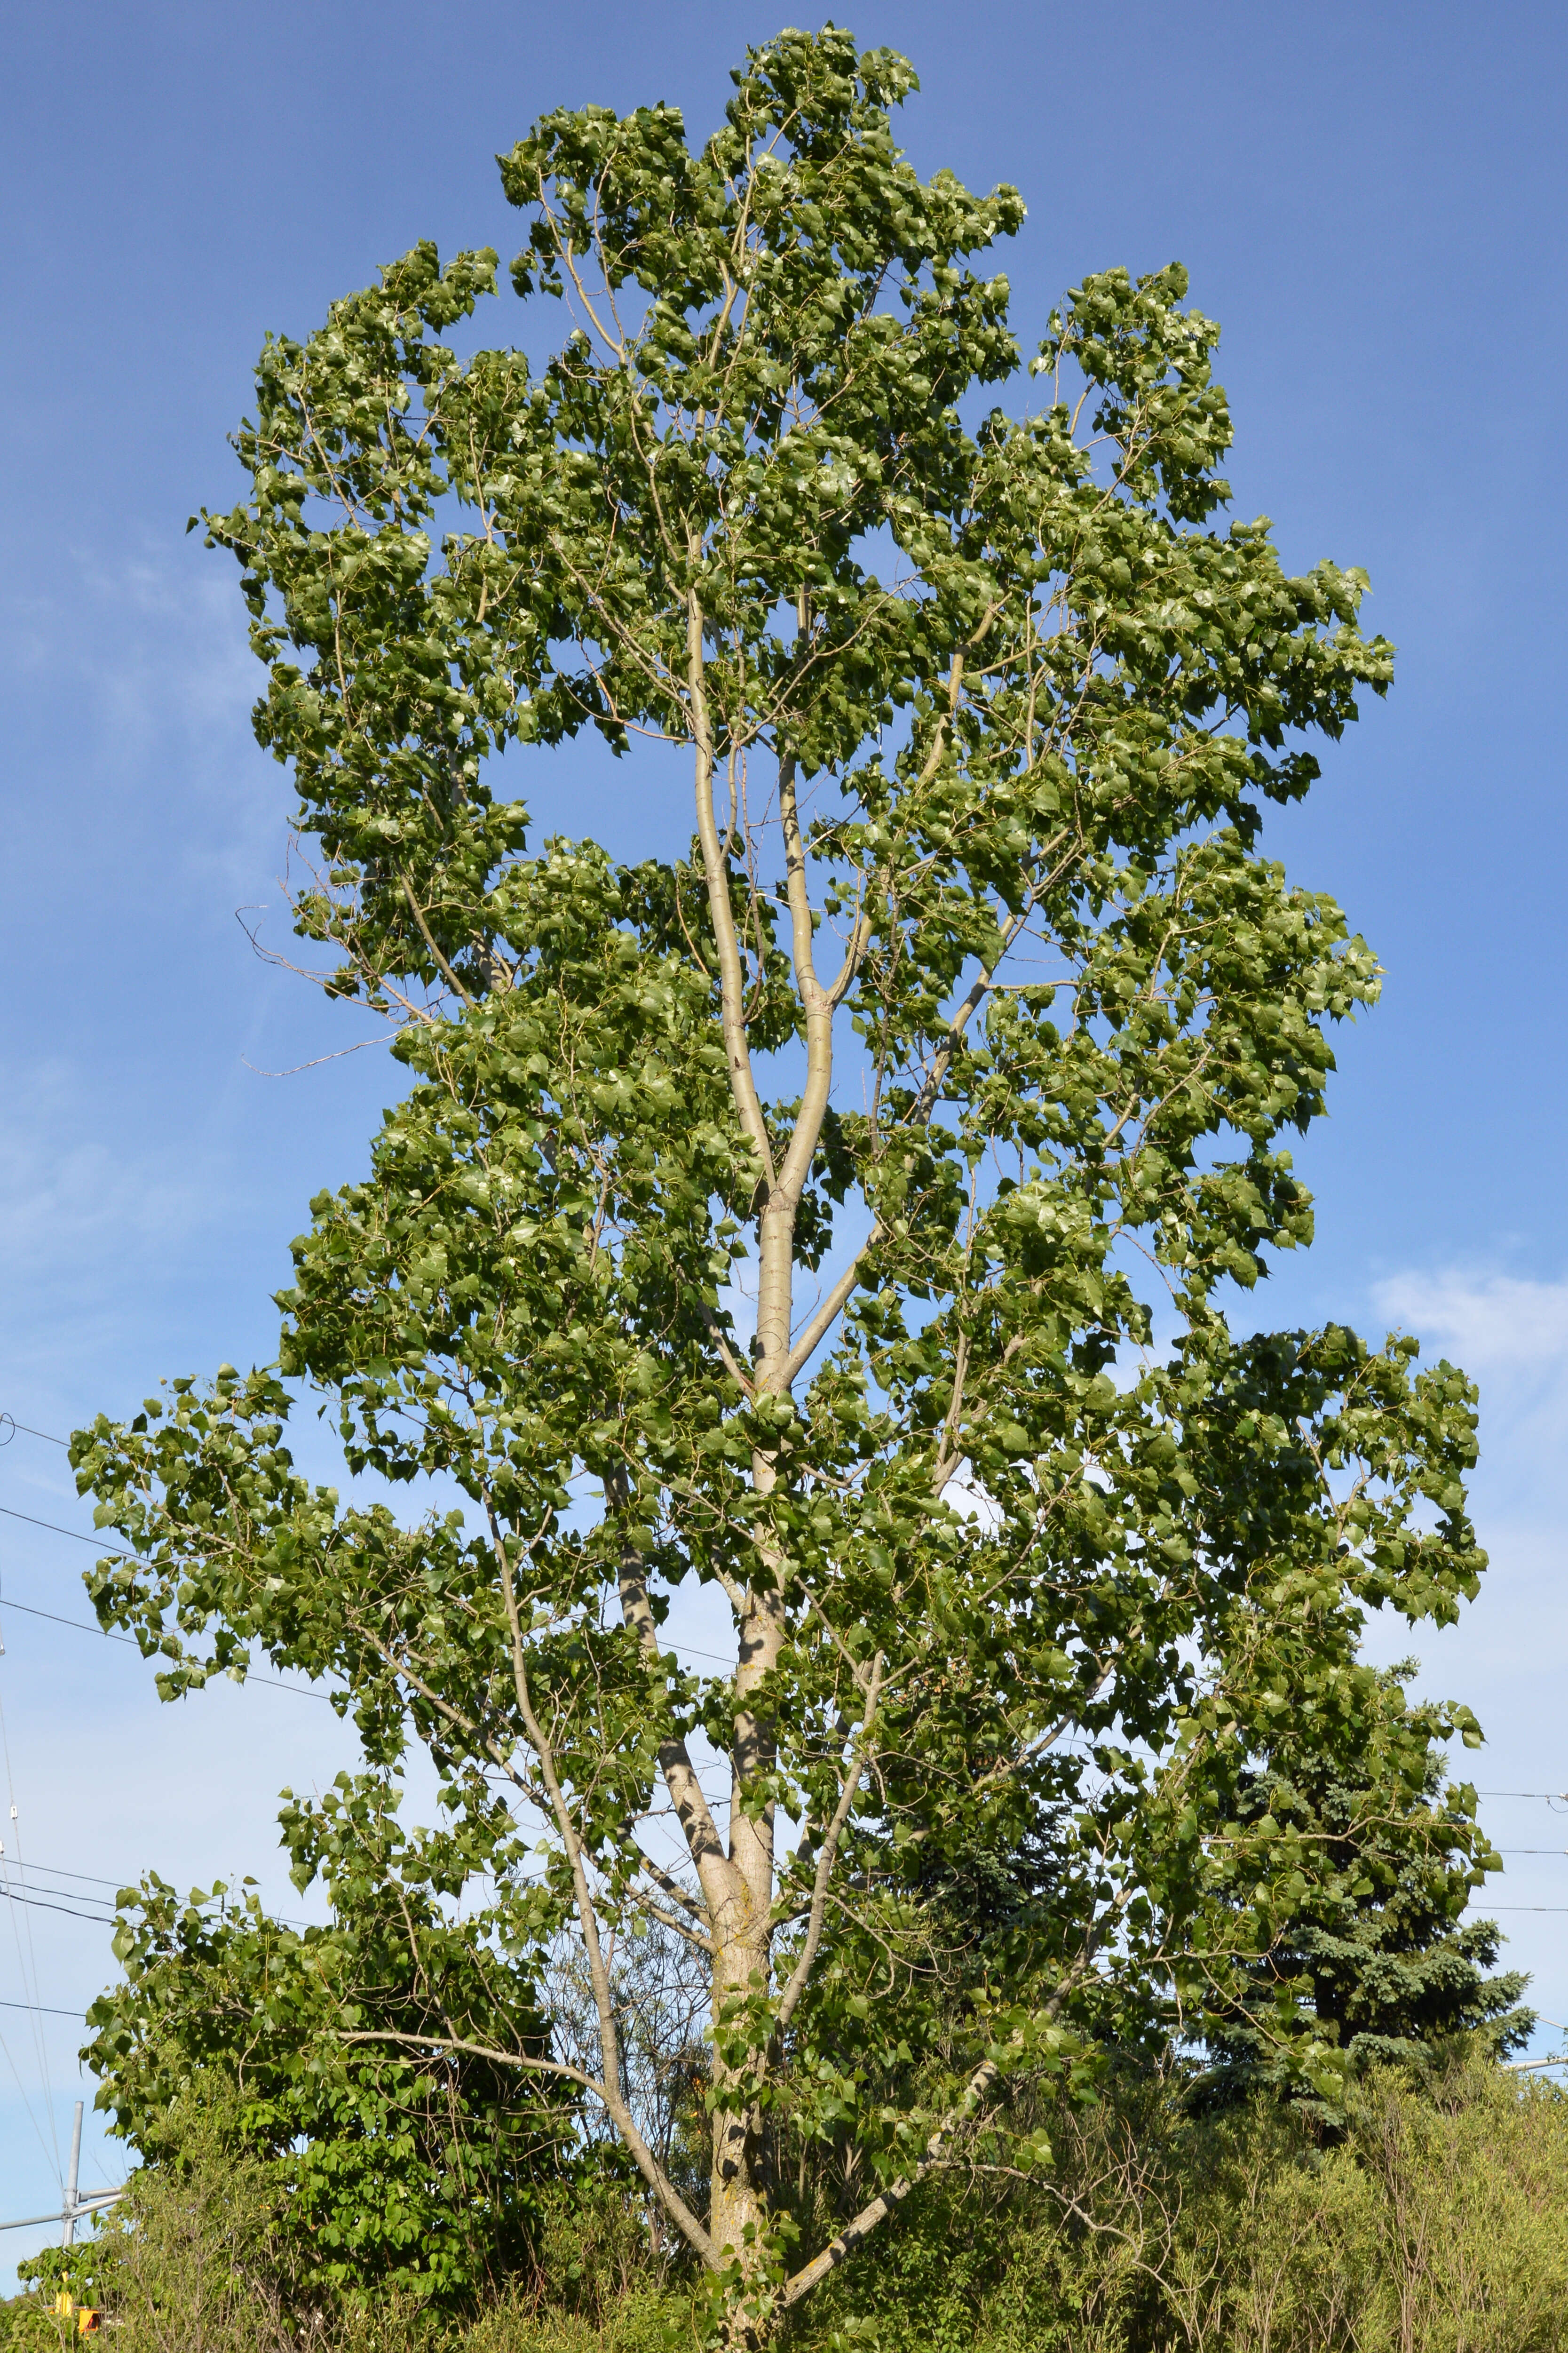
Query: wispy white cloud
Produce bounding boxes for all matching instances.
[2,531,280,899]
[5,536,253,722]
[1373,1270,1568,1374]
[1355,1271,1568,2030]
[1370,1267,1568,1514]
[0,1060,233,1321]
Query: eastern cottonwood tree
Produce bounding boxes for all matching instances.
[73,29,1492,2345]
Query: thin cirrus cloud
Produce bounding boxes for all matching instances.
[6,541,250,718]
[0,534,284,982]
[1353,1270,1568,2052]
[1371,1268,1568,1525]
[1374,1271,1568,1376]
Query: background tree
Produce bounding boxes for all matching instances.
[72,26,1492,2344]
[1194,1665,1530,2107]
[545,1913,712,2237]
[85,1774,568,2309]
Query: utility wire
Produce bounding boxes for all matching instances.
[2,1853,311,1926]
[0,2023,56,2182]
[0,1861,135,1892]
[0,1687,60,2174]
[3,1412,741,1671]
[0,1889,114,1928]
[1,1414,1556,1709]
[4,1479,738,1675]
[0,1593,140,1650]
[0,1503,141,1553]
[0,1573,331,1701]
[0,1576,735,1686]
[24,1416,1560,1907]
[0,1416,67,1449]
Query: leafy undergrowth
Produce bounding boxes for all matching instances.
[6,2061,1568,2353]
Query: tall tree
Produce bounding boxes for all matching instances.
[73,29,1490,2344]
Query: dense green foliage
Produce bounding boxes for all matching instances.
[84,1775,566,2305]
[17,2062,1568,2353]
[777,2058,1568,2353]
[1197,1668,1528,2106]
[69,24,1500,2338]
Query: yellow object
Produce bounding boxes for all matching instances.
[77,2310,100,2336]
[52,2292,73,2318]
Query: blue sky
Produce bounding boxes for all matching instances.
[2,0,1566,2274]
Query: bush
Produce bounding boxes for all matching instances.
[15,2056,1567,2350]
[776,2057,1568,2353]
[63,2116,300,2353]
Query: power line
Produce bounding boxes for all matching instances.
[0,1416,67,1450]
[0,1553,736,1679]
[0,1573,331,1701]
[0,1998,89,2021]
[0,1594,140,1649]
[1,1854,311,1930]
[0,1503,136,1553]
[0,1673,60,2173]
[2,1410,742,1673]
[0,1870,315,1935]
[0,1862,132,1892]
[0,1889,114,1929]
[8,1854,307,1913]
[0,1575,733,1691]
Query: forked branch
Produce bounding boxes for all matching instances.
[345,2027,715,2263]
[774,1653,884,2033]
[781,2047,1008,2307]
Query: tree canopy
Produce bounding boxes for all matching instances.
[72,26,1493,2345]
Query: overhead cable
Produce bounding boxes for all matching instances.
[0,1888,114,1929]
[0,1568,330,1700]
[0,1415,67,1449]
[0,1504,136,1553]
[0,1861,133,1892]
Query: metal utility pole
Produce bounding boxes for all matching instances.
[0,2095,126,2240]
[62,2101,83,2248]
[0,2186,126,2235]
